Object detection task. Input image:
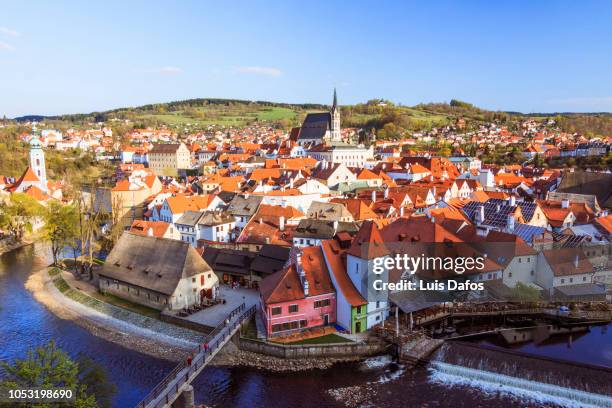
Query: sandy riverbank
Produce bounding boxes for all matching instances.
[26,268,193,362]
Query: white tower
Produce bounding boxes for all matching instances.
[29,129,47,189]
[330,88,341,142]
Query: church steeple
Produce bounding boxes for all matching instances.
[332,88,338,112]
[29,126,47,190]
[330,88,341,142]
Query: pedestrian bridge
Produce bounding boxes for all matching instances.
[136,303,256,408]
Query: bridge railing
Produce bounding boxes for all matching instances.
[136,302,256,408]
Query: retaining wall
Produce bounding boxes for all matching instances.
[238,337,385,358]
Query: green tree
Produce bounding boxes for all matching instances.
[76,355,117,408]
[43,201,79,265]
[0,193,43,241]
[0,341,98,408]
[510,282,541,302]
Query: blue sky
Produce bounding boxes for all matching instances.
[1,1,612,117]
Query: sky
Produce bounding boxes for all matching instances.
[1,0,612,117]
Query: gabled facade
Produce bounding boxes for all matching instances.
[345,221,390,329]
[260,247,337,337]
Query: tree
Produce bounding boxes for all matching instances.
[76,355,117,408]
[510,282,541,302]
[0,193,43,241]
[0,341,98,408]
[43,201,79,265]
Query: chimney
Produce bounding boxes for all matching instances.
[476,205,485,224]
[303,279,309,297]
[400,207,405,217]
[509,195,516,206]
[384,188,389,199]
[333,220,338,232]
[147,227,154,237]
[507,214,515,232]
[372,190,377,202]
[574,253,579,268]
[259,217,263,224]
[496,204,500,213]
[289,178,294,189]
[279,216,285,231]
[561,199,569,209]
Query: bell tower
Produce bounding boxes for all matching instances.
[29,127,47,189]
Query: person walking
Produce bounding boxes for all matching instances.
[187,354,193,366]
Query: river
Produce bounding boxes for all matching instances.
[1,243,610,408]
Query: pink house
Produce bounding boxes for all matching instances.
[260,246,336,337]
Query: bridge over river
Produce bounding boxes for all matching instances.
[136,303,256,408]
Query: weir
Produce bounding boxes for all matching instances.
[429,341,612,405]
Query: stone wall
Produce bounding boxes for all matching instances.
[238,338,384,358]
[160,312,214,334]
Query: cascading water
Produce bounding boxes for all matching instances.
[428,342,612,407]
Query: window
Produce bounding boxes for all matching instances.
[300,320,307,328]
[314,299,331,308]
[192,277,196,283]
[569,278,573,283]
[583,276,587,281]
[288,304,298,313]
[376,301,380,309]
[518,258,522,263]
[356,306,362,314]
[271,307,282,315]
[508,272,512,278]
[531,270,534,276]
[527,257,531,263]
[561,278,565,284]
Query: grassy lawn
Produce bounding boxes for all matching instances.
[52,275,70,293]
[256,107,296,121]
[137,105,298,127]
[284,333,353,345]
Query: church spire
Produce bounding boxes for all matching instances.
[330,88,341,142]
[332,88,338,111]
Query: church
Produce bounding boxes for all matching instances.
[296,89,342,146]
[7,129,60,201]
[296,90,374,168]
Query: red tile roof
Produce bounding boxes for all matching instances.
[321,240,366,307]
[260,246,335,304]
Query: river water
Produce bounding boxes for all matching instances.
[1,243,610,408]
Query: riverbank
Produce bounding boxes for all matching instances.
[213,340,367,372]
[26,267,195,362]
[0,236,33,255]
